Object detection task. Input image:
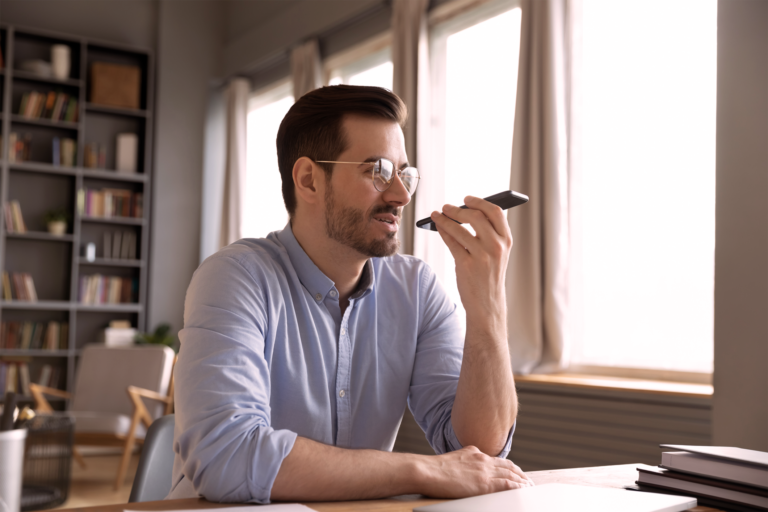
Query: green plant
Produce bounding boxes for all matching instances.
[134,323,178,353]
[44,209,70,223]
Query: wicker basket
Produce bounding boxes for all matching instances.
[21,414,74,511]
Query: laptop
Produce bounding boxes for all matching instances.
[414,483,696,512]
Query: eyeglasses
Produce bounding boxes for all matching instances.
[316,159,420,195]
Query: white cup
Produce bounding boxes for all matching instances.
[51,45,71,80]
[0,428,27,512]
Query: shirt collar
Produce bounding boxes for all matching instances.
[277,222,375,302]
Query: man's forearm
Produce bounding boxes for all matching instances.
[270,435,533,502]
[451,309,518,456]
[271,436,422,501]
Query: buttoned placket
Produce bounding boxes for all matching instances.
[334,297,355,447]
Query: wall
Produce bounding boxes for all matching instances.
[222,0,382,77]
[150,1,223,333]
[0,0,158,49]
[712,0,768,451]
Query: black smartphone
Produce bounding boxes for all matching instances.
[415,190,529,231]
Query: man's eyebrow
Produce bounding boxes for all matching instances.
[363,156,410,169]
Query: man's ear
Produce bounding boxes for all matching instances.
[293,157,323,207]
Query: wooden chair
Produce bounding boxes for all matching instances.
[30,344,176,491]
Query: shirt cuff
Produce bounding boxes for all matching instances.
[443,419,516,458]
[246,427,298,504]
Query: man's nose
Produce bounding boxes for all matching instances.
[382,171,411,206]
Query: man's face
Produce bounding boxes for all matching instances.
[323,114,411,258]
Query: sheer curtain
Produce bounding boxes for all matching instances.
[219,78,250,248]
[291,39,322,98]
[506,0,580,374]
[392,0,430,256]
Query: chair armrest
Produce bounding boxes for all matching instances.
[126,386,173,429]
[29,383,72,412]
[127,386,172,404]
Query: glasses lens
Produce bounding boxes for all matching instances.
[401,167,419,194]
[372,159,394,192]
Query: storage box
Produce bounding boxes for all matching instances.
[90,62,141,109]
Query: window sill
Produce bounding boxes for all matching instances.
[515,373,713,399]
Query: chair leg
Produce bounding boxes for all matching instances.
[115,412,142,491]
[72,446,87,469]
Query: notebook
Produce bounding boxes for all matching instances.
[414,483,696,512]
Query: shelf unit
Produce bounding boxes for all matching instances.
[0,24,154,407]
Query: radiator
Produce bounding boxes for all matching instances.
[393,380,712,471]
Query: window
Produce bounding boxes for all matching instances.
[243,81,293,239]
[574,0,717,374]
[416,1,522,335]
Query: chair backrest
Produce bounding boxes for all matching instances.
[129,414,175,502]
[72,345,174,419]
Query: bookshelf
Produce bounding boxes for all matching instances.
[0,24,154,408]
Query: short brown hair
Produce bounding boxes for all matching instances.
[276,85,407,216]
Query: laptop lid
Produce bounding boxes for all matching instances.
[414,483,696,512]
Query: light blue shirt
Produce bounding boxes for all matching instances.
[168,224,514,503]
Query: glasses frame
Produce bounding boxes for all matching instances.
[316,159,420,194]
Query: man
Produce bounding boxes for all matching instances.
[168,85,531,503]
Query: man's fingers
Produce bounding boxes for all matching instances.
[463,195,512,239]
[431,211,477,253]
[439,204,500,246]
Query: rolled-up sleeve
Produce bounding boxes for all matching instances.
[173,254,296,504]
[407,266,515,458]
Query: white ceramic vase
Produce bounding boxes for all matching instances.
[51,44,71,80]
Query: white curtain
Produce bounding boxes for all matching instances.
[392,0,430,256]
[291,39,322,98]
[219,78,250,248]
[506,0,580,374]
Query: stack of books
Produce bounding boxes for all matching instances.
[78,188,143,219]
[78,274,137,304]
[636,445,768,511]
[103,230,138,260]
[0,321,69,350]
[4,200,27,233]
[2,271,38,301]
[18,91,79,122]
[7,132,32,162]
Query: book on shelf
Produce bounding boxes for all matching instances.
[7,132,32,163]
[52,137,77,167]
[4,200,27,233]
[35,363,63,390]
[84,142,107,169]
[3,271,38,302]
[635,445,768,511]
[78,188,143,219]
[18,91,78,122]
[0,359,33,395]
[78,274,137,304]
[0,321,68,350]
[103,230,138,259]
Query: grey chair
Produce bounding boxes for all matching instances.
[129,414,175,502]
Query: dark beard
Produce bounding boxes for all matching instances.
[324,182,400,258]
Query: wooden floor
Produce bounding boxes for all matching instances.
[59,453,140,509]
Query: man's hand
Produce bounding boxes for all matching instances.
[417,446,534,498]
[430,196,517,456]
[430,196,513,320]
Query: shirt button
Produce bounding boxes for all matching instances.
[339,390,346,398]
[340,328,346,335]
[314,293,322,301]
[329,290,337,297]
